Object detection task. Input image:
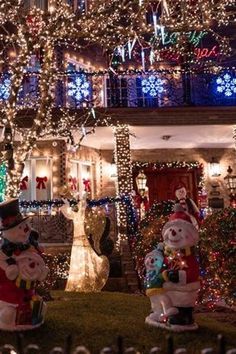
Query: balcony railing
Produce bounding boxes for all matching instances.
[1,71,236,109]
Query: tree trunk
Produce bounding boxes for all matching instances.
[5,158,25,199]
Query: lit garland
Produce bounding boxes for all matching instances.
[0,164,6,202]
[199,208,236,307]
[132,160,205,189]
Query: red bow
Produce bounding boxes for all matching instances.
[69,177,77,191]
[36,176,47,189]
[83,179,91,192]
[20,176,28,190]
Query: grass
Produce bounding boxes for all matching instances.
[0,291,236,353]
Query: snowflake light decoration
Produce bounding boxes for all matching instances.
[216,73,236,97]
[0,77,11,100]
[68,74,90,102]
[141,75,164,97]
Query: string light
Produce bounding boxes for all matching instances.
[114,125,133,246]
[216,73,236,97]
[141,75,165,97]
[67,74,91,103]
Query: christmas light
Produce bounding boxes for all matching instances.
[216,73,236,97]
[114,125,133,245]
[141,75,164,97]
[0,76,11,100]
[68,74,90,103]
[0,164,6,202]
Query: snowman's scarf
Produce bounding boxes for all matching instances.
[1,234,39,257]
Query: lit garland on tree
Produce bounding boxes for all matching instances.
[199,208,236,307]
[0,164,6,202]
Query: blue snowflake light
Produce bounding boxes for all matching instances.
[216,73,236,97]
[141,75,164,97]
[68,74,90,102]
[0,77,11,100]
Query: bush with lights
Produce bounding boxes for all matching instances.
[199,208,236,307]
[130,200,174,281]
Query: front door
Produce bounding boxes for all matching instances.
[146,168,198,206]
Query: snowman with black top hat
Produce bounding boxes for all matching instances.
[0,198,48,331]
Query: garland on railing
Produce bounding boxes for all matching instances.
[19,196,138,238]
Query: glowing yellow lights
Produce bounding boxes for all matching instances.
[60,194,109,292]
[114,125,132,245]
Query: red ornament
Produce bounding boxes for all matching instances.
[20,176,28,191]
[83,178,91,192]
[36,176,47,189]
[69,177,77,191]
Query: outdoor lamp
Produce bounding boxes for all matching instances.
[209,157,221,177]
[136,170,147,192]
[224,166,236,194]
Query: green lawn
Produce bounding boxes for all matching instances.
[0,291,236,353]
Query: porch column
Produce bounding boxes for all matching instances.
[114,124,133,244]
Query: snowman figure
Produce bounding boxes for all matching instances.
[144,243,179,323]
[145,204,200,331]
[0,198,48,331]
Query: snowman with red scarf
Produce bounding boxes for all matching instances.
[145,204,200,331]
[0,199,48,331]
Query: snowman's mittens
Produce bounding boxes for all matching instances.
[5,264,19,280]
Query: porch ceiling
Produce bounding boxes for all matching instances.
[79,125,235,150]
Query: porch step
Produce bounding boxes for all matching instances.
[120,240,140,293]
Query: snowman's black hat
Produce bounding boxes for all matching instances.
[0,198,28,231]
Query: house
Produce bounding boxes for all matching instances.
[0,1,235,291]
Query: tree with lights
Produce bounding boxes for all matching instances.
[0,0,143,199]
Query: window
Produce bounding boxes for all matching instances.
[20,158,52,201]
[69,160,93,197]
[27,0,47,10]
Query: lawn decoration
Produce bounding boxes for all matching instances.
[0,198,48,331]
[60,192,111,292]
[145,204,200,331]
[174,183,200,229]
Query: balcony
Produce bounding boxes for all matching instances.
[1,71,236,111]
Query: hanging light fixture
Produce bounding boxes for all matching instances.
[224,166,236,208]
[136,170,147,192]
[110,155,117,178]
[209,157,221,177]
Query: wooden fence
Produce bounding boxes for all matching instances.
[1,334,236,354]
